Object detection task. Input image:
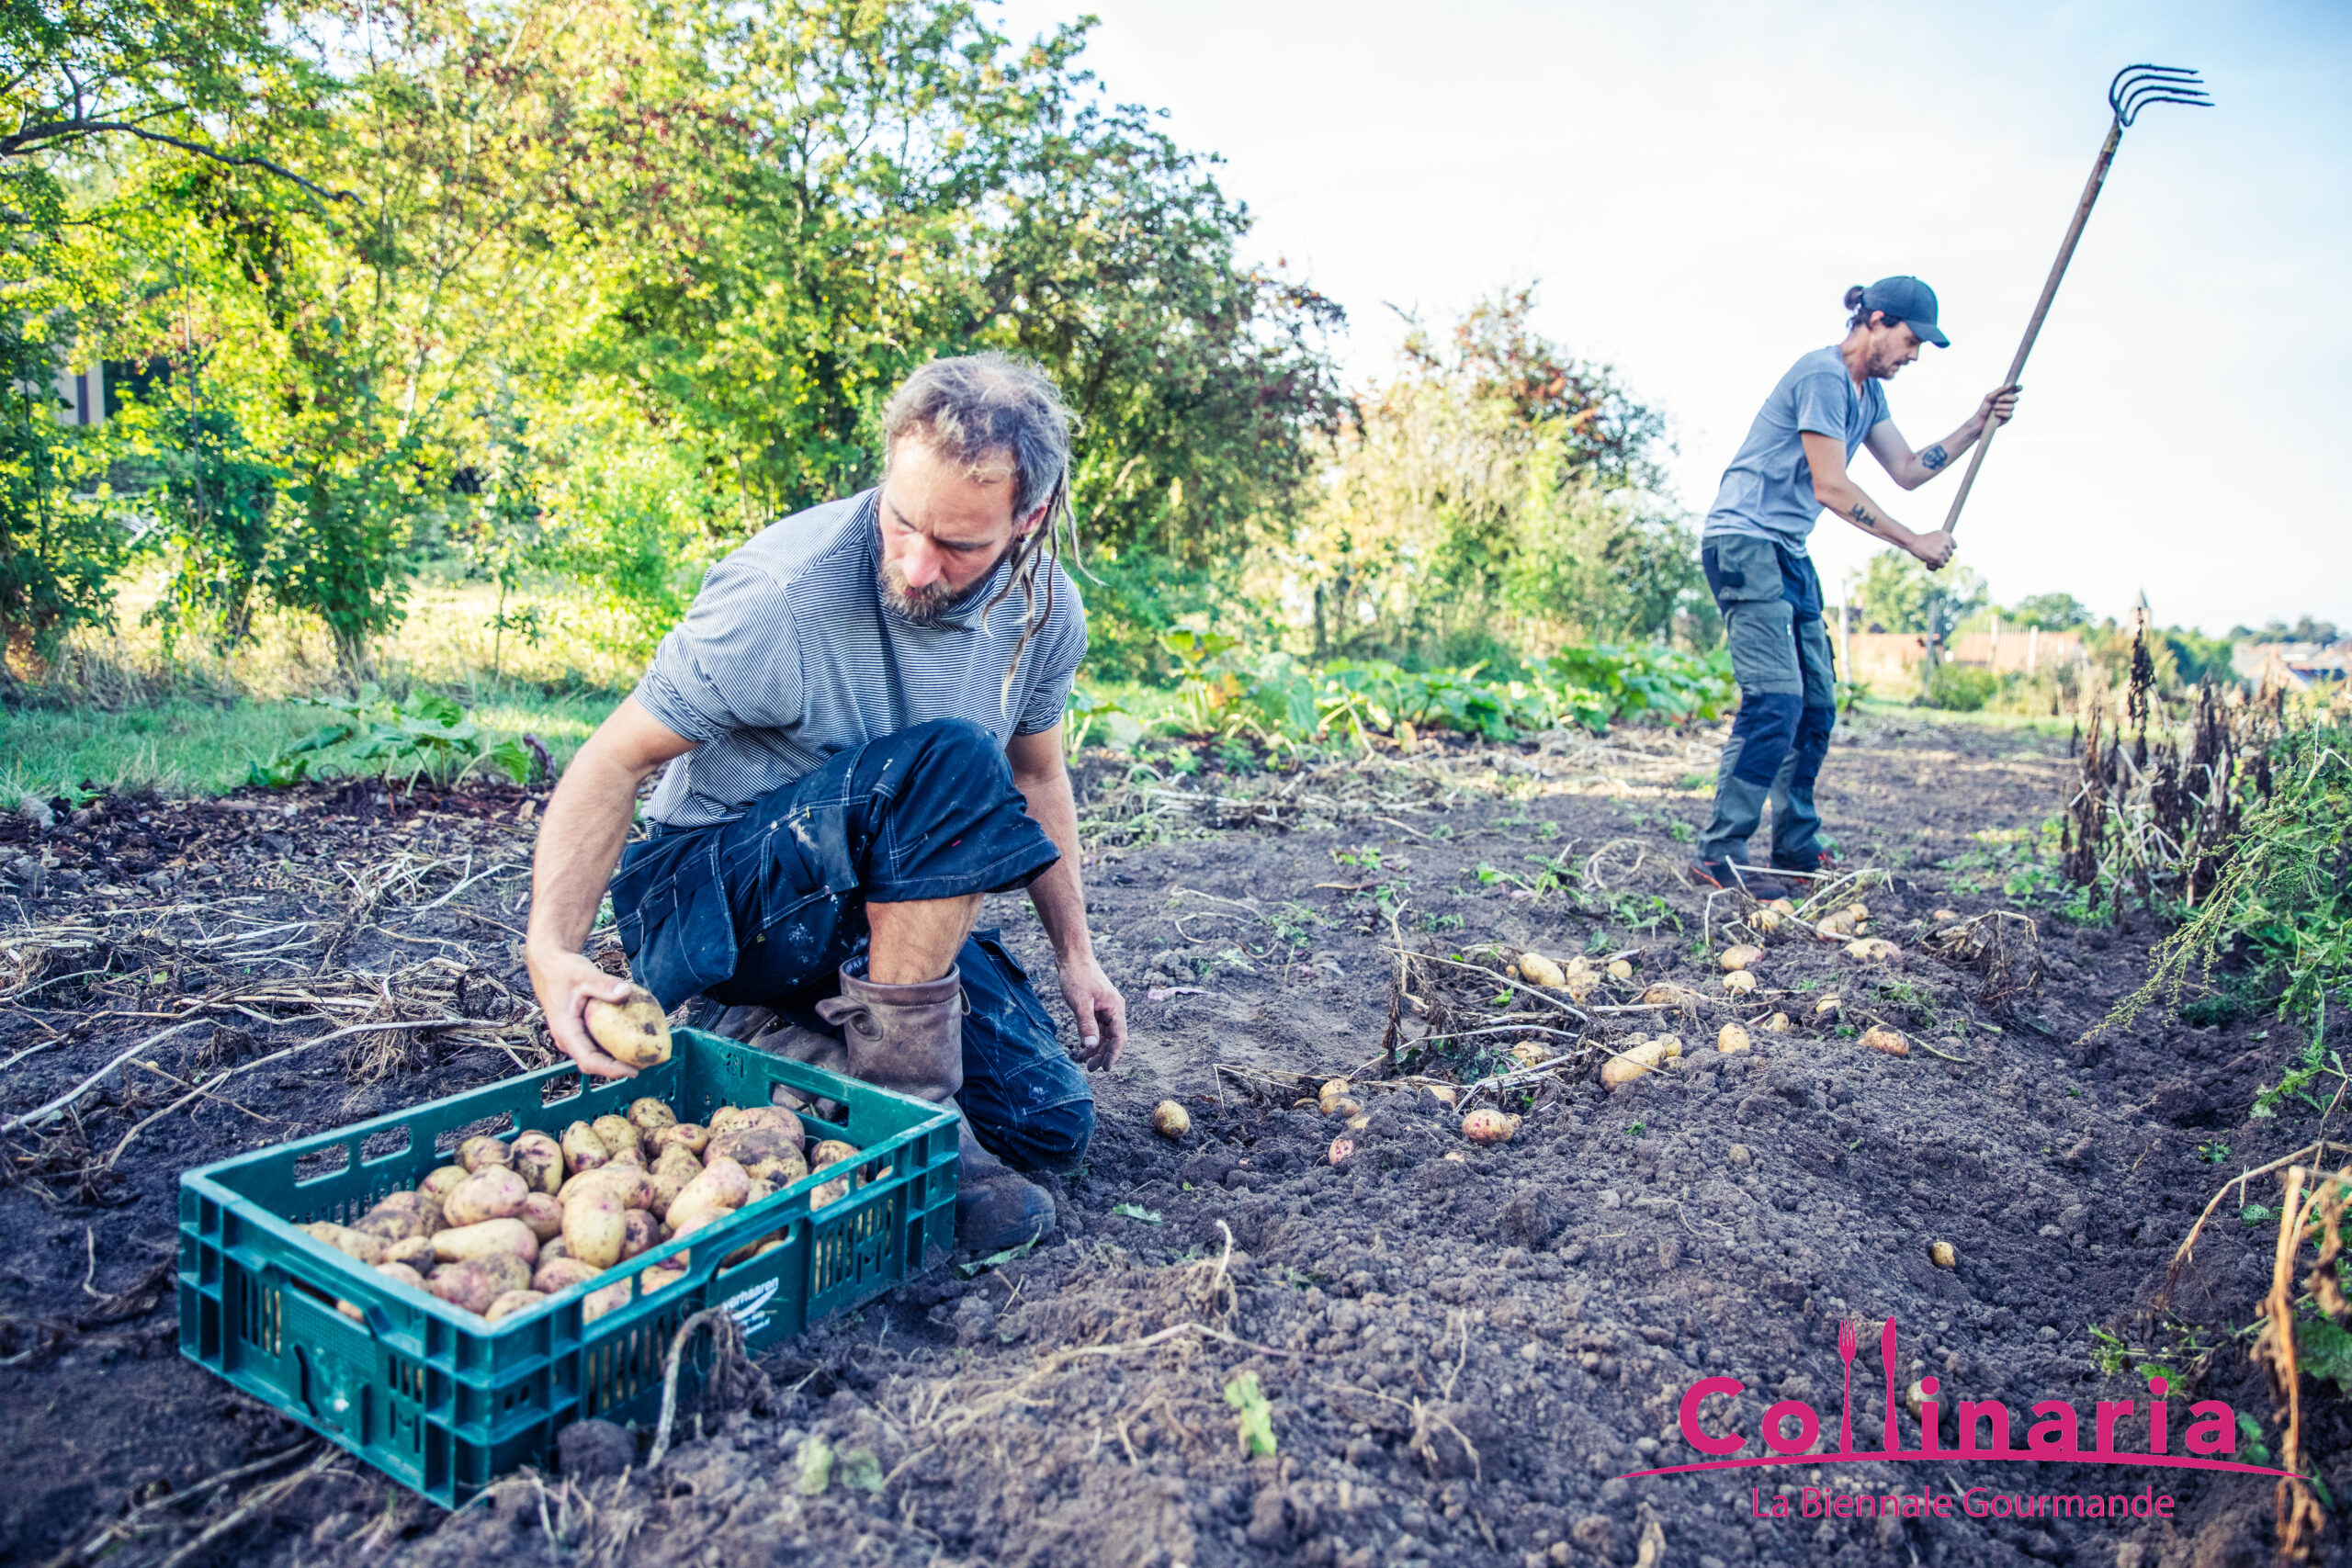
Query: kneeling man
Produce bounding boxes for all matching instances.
[524,353,1125,1252]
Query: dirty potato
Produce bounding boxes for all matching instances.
[560,1121,609,1177]
[511,1131,564,1194]
[1860,1026,1910,1056]
[1462,1109,1521,1143]
[584,986,672,1068]
[1150,1100,1191,1140]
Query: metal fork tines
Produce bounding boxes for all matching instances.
[2109,64,2212,126]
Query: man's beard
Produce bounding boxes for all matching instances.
[879,555,983,624]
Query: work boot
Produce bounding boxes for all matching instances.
[816,964,1056,1255]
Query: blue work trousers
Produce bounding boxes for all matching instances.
[609,718,1093,1172]
[1696,535,1838,870]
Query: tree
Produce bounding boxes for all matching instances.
[1856,548,1985,643]
[0,0,338,223]
[2007,592,2090,631]
[1272,288,1697,669]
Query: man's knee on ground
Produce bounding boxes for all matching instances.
[1727,691,1804,786]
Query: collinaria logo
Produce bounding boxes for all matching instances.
[1632,1315,2290,1484]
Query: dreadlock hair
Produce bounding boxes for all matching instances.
[880,353,1092,713]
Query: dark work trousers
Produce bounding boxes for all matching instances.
[609,718,1094,1172]
[1695,534,1837,871]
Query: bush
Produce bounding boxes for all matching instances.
[1920,665,2000,712]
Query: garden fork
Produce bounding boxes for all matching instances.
[1943,64,2211,536]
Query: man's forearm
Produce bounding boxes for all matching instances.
[526,751,650,960]
[1015,766,1094,965]
[1914,412,1987,479]
[1818,479,1918,550]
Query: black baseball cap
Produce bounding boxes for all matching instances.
[1861,276,1949,347]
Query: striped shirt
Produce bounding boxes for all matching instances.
[632,488,1087,828]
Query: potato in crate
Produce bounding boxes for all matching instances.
[176,1028,958,1506]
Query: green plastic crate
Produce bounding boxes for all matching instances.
[177,1027,958,1506]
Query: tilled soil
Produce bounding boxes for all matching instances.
[0,715,2342,1567]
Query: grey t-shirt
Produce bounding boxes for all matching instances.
[1702,345,1889,549]
[631,488,1086,828]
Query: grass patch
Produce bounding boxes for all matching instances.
[0,690,606,802]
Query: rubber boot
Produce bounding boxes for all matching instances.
[816,964,1056,1254]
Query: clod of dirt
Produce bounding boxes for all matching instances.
[558,1419,637,1480]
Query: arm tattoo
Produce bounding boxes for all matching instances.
[1849,502,1877,528]
[1920,443,1950,471]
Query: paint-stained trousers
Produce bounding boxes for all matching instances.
[608,718,1094,1172]
[1696,534,1838,872]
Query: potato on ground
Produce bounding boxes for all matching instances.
[458,1134,514,1173]
[511,1132,564,1194]
[1462,1109,1520,1143]
[1718,944,1763,972]
[485,1290,547,1324]
[1316,1078,1354,1116]
[1716,1022,1752,1054]
[1860,1026,1910,1056]
[444,1167,529,1227]
[1150,1101,1191,1140]
[434,1217,539,1266]
[584,986,672,1068]
[1517,952,1566,988]
[1600,1037,1680,1089]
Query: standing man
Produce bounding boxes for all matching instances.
[524,353,1125,1255]
[1690,276,2020,897]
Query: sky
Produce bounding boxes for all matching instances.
[995,0,2351,636]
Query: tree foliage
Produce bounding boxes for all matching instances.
[1262,287,1699,672]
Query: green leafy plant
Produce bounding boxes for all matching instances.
[1224,1372,1276,1457]
[251,688,533,791]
